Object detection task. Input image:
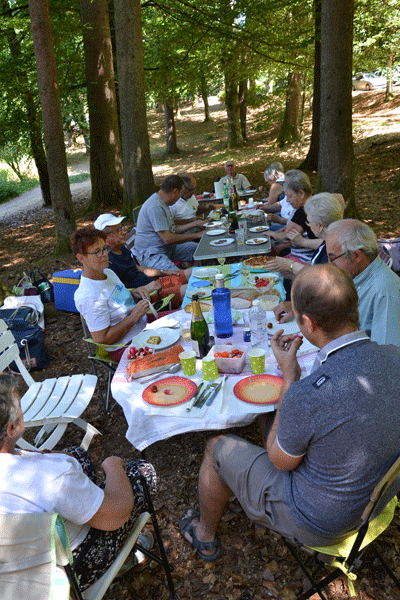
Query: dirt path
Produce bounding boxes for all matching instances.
[0,158,91,219]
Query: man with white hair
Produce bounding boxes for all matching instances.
[219,160,251,191]
[274,219,400,346]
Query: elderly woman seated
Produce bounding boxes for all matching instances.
[257,162,295,228]
[71,226,150,360]
[266,192,344,276]
[0,373,156,590]
[265,169,318,263]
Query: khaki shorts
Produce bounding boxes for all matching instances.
[213,435,344,546]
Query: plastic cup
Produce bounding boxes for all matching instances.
[248,348,266,374]
[202,356,219,381]
[248,197,254,207]
[179,350,196,376]
[235,228,245,245]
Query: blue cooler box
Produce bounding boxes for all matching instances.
[52,269,82,312]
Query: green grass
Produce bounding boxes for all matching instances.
[0,170,90,205]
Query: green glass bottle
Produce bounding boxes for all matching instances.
[190,294,210,358]
[229,211,239,234]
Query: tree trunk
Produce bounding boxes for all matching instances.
[199,71,211,122]
[224,70,243,148]
[319,0,356,215]
[163,98,179,154]
[239,79,248,142]
[114,0,155,216]
[299,0,321,172]
[385,54,394,102]
[277,71,302,147]
[80,0,124,209]
[28,0,76,254]
[1,0,52,207]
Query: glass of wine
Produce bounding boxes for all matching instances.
[241,263,250,284]
[217,256,226,267]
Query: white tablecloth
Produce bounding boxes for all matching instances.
[111,311,317,451]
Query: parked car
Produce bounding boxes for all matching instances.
[352,71,387,91]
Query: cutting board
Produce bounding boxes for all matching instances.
[126,344,183,380]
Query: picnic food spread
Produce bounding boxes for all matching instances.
[243,256,274,269]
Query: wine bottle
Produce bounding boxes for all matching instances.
[229,211,239,234]
[233,185,240,211]
[190,294,211,358]
[212,274,233,338]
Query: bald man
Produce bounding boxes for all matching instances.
[178,264,400,561]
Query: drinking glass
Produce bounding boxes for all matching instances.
[217,257,226,267]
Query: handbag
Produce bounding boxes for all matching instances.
[30,271,55,303]
[0,305,49,370]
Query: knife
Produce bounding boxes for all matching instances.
[186,381,205,412]
[191,382,213,409]
[206,376,226,406]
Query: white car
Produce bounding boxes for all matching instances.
[352,71,387,91]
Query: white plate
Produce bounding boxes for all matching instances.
[187,287,212,299]
[204,222,221,229]
[238,189,257,195]
[249,225,269,233]
[130,327,180,351]
[265,317,301,337]
[247,273,279,287]
[245,238,268,245]
[193,267,221,279]
[205,228,226,236]
[210,238,235,247]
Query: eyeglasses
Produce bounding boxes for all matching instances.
[327,252,346,263]
[86,246,107,258]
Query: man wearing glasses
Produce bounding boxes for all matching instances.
[274,219,400,346]
[94,213,189,309]
[170,174,215,228]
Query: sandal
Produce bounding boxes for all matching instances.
[179,508,220,562]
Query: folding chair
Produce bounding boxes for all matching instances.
[283,454,400,600]
[0,477,176,600]
[79,315,124,413]
[0,319,100,451]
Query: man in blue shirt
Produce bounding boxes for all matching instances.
[179,264,400,561]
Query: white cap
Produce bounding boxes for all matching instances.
[93,213,125,231]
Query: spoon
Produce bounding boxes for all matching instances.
[139,363,181,384]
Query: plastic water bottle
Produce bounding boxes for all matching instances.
[212,274,233,338]
[249,299,266,347]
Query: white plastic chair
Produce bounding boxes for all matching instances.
[0,318,100,451]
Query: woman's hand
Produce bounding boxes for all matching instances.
[130,299,150,323]
[132,286,152,301]
[162,269,181,277]
[286,229,305,247]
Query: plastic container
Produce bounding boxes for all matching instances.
[249,299,267,347]
[207,344,247,374]
[212,274,233,338]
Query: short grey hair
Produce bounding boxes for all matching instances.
[263,162,284,182]
[326,219,378,261]
[305,193,344,231]
[0,374,19,445]
[283,169,312,195]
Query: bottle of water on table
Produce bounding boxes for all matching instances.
[249,299,266,347]
[212,274,233,338]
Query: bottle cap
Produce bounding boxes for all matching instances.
[192,294,199,300]
[215,274,224,280]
